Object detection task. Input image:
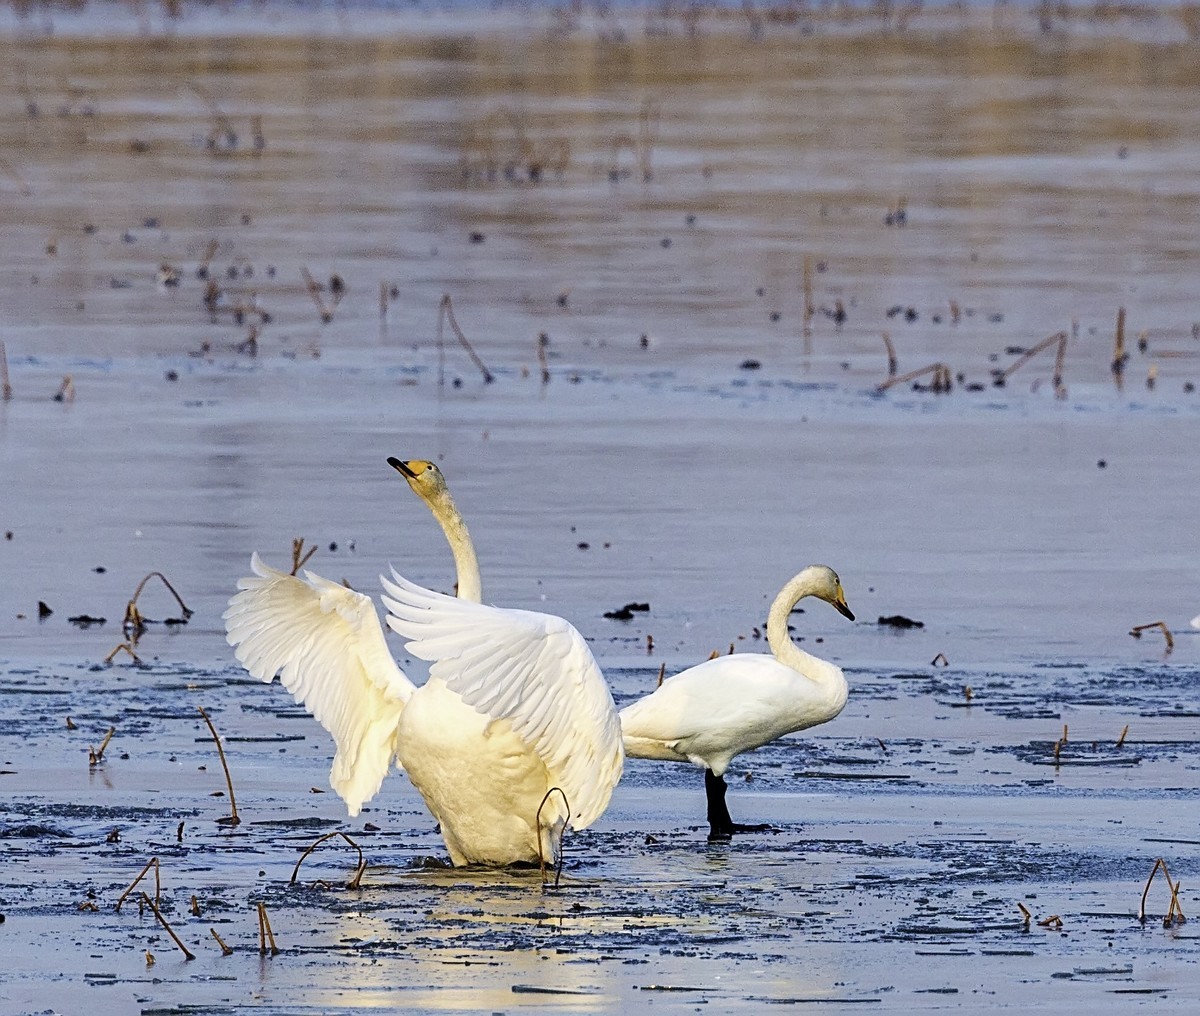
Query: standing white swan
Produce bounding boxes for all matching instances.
[619,566,854,841]
[222,459,623,867]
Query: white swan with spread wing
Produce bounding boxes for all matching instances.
[222,459,623,867]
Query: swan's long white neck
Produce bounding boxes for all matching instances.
[424,487,482,603]
[765,569,841,689]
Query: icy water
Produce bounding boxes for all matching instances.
[2,2,1200,1013]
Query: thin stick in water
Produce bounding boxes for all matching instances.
[289,830,367,890]
[437,294,494,384]
[116,856,161,912]
[210,927,234,956]
[197,706,240,826]
[1129,621,1174,651]
[141,892,196,961]
[89,726,115,767]
[881,331,897,377]
[1,340,11,400]
[257,902,279,956]
[536,332,551,384]
[122,571,193,637]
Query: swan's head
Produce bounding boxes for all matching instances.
[387,457,449,502]
[808,565,855,621]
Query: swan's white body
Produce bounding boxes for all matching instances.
[223,461,623,867]
[1192,614,1200,631]
[620,566,853,778]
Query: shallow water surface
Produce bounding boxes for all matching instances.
[1,4,1199,1014]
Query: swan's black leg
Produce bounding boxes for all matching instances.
[705,768,735,841]
[706,768,774,840]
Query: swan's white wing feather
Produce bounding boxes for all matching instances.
[223,553,414,815]
[381,568,623,828]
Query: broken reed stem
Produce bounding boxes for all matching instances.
[1139,857,1187,925]
[1113,306,1127,375]
[301,266,333,323]
[881,331,897,377]
[257,902,279,956]
[123,571,194,635]
[103,642,142,664]
[656,662,665,688]
[995,331,1067,385]
[1116,723,1129,748]
[1,340,12,400]
[877,362,952,393]
[637,99,659,181]
[197,706,240,826]
[802,254,814,336]
[89,726,116,767]
[1017,902,1032,929]
[290,537,317,576]
[53,375,75,402]
[437,294,495,385]
[289,831,367,890]
[210,927,234,956]
[535,787,571,890]
[141,892,196,961]
[1129,621,1174,650]
[1037,914,1063,929]
[116,856,161,912]
[536,332,551,384]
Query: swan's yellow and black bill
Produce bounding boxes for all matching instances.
[388,457,431,479]
[833,589,855,622]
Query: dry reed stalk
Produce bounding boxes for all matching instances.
[379,280,389,319]
[993,331,1067,387]
[638,100,659,181]
[53,376,75,402]
[123,571,193,637]
[930,653,948,667]
[437,294,495,385]
[656,662,665,688]
[103,642,142,664]
[1017,902,1032,929]
[301,266,333,323]
[1129,621,1174,651]
[290,537,317,576]
[197,706,240,826]
[1,340,12,400]
[116,856,161,912]
[187,81,238,151]
[1116,724,1129,749]
[1052,738,1062,764]
[1038,914,1063,929]
[190,895,201,917]
[289,831,367,890]
[535,787,571,889]
[89,726,116,767]
[646,634,654,655]
[802,255,814,337]
[141,892,196,960]
[877,362,952,393]
[1112,306,1128,376]
[881,332,897,377]
[1139,857,1187,926]
[257,902,279,956]
[536,333,551,384]
[1062,724,1069,744]
[210,927,234,955]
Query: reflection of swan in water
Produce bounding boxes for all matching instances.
[619,566,855,841]
[223,458,623,867]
